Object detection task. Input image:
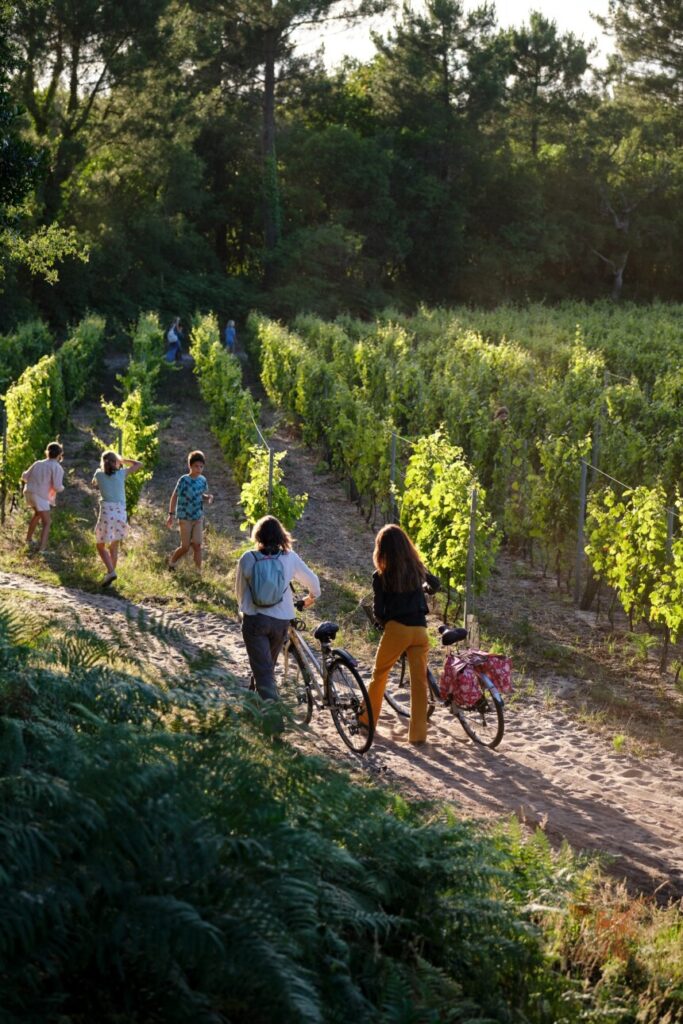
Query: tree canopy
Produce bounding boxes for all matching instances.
[2,0,683,326]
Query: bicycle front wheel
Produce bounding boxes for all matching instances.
[280,643,313,726]
[454,674,504,749]
[327,658,374,754]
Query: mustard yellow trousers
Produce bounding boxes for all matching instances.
[366,620,430,743]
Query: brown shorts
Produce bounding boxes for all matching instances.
[179,518,203,546]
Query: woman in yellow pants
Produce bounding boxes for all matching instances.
[365,525,440,744]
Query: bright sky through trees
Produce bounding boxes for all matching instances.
[297,0,612,65]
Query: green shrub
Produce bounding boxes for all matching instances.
[0,320,52,391]
[239,445,307,530]
[191,312,262,485]
[3,354,66,489]
[57,314,106,406]
[100,313,163,517]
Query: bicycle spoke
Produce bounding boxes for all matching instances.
[279,645,313,726]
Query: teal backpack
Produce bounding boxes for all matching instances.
[249,551,287,607]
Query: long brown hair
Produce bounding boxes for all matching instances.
[373,525,426,593]
[251,515,292,552]
[100,450,121,476]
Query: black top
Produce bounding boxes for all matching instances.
[372,569,440,628]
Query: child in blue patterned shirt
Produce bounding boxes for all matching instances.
[166,450,213,570]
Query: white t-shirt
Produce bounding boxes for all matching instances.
[22,458,64,505]
[235,548,321,619]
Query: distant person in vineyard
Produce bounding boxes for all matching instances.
[166,450,213,571]
[175,319,187,359]
[224,319,237,354]
[21,441,65,553]
[92,450,143,587]
[362,525,440,745]
[235,515,320,702]
[165,317,182,363]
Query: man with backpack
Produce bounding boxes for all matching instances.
[235,514,320,702]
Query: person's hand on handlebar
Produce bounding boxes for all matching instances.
[294,595,316,611]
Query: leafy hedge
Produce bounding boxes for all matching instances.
[248,313,498,595]
[192,314,307,528]
[2,354,66,492]
[101,313,163,517]
[191,312,261,485]
[0,319,52,391]
[1,314,105,495]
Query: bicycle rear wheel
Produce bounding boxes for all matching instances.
[279,643,313,726]
[327,658,374,754]
[384,658,437,720]
[454,674,504,748]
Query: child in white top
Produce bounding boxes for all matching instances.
[21,441,65,552]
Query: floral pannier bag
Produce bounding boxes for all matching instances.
[439,651,513,707]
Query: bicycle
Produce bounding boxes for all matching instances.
[384,625,506,749]
[251,597,375,754]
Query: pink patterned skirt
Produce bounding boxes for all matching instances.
[95,501,128,544]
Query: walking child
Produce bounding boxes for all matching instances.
[166,450,213,570]
[92,450,143,587]
[21,441,65,552]
[224,320,237,353]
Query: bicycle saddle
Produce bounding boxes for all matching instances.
[438,625,468,646]
[314,621,339,643]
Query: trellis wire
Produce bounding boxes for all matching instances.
[575,458,680,605]
[247,409,274,511]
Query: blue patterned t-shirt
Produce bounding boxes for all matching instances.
[175,474,207,520]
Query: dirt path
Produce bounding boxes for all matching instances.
[3,354,683,900]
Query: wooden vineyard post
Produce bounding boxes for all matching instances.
[464,487,477,635]
[267,447,274,512]
[0,401,7,525]
[574,457,588,605]
[666,508,675,561]
[390,430,397,524]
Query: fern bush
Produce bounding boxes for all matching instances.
[0,604,680,1024]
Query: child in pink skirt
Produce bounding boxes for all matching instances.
[92,450,143,587]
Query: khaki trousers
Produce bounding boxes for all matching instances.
[366,620,430,743]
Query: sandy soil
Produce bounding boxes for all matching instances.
[3,353,682,900]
